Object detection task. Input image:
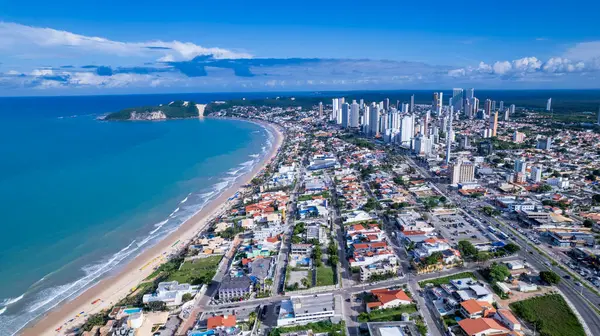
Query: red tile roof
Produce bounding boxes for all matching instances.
[458,318,508,336]
[207,315,237,330]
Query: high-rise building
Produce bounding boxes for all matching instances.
[546,98,552,111]
[536,137,552,150]
[384,98,390,111]
[484,99,492,117]
[423,111,430,136]
[331,98,339,121]
[368,105,380,136]
[490,111,498,137]
[504,109,510,121]
[478,140,494,156]
[350,102,360,127]
[341,103,349,128]
[513,131,526,143]
[410,94,415,113]
[432,92,443,114]
[466,88,475,100]
[359,99,364,110]
[400,115,414,146]
[515,172,526,184]
[452,88,464,112]
[491,100,497,111]
[514,159,527,174]
[531,166,543,183]
[597,105,600,125]
[318,102,323,118]
[499,101,504,112]
[445,108,454,165]
[450,160,475,185]
[401,103,409,114]
[510,104,515,115]
[474,98,480,115]
[414,134,433,155]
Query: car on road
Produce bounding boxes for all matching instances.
[564,275,571,280]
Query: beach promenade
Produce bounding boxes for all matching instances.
[21,121,284,336]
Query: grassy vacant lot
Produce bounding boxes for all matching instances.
[167,255,222,285]
[316,265,336,286]
[418,272,476,288]
[358,304,418,322]
[509,294,585,336]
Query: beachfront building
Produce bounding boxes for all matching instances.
[142,281,200,307]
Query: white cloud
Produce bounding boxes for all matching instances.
[492,61,512,75]
[0,21,251,62]
[563,41,600,61]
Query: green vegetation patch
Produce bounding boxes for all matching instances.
[509,294,584,336]
[418,272,476,288]
[316,265,336,286]
[167,255,222,285]
[358,304,418,322]
[269,321,346,336]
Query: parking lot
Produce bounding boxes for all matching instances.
[432,213,490,244]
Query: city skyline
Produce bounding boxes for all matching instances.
[2,1,600,95]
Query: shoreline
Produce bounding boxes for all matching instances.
[20,119,284,336]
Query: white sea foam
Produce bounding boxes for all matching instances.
[0,307,6,315]
[0,295,23,307]
[168,207,180,217]
[249,153,260,158]
[180,194,190,204]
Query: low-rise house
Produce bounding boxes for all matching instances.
[494,309,521,331]
[343,210,376,225]
[366,289,412,312]
[457,318,510,336]
[142,281,199,307]
[207,315,237,330]
[291,243,313,255]
[459,299,496,319]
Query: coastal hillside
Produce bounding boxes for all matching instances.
[104,100,202,120]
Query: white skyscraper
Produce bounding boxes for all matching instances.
[466,88,475,100]
[331,98,339,121]
[341,103,349,128]
[546,98,552,111]
[401,103,409,114]
[410,94,415,113]
[510,104,515,115]
[414,134,432,155]
[318,102,323,118]
[400,115,414,146]
[391,111,401,130]
[350,102,360,127]
[499,101,504,112]
[445,107,454,165]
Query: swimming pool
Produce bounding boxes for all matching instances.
[123,308,142,315]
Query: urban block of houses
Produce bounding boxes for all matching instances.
[366,288,412,312]
[349,241,396,267]
[218,275,253,300]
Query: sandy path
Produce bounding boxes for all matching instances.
[20,120,284,336]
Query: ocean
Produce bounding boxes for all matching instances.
[0,94,274,335]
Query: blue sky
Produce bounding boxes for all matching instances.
[1,0,600,95]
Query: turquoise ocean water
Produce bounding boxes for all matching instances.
[0,94,272,334]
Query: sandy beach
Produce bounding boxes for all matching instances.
[21,119,284,336]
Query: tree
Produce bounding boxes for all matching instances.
[540,271,561,285]
[182,293,194,302]
[538,184,553,193]
[503,243,521,254]
[583,219,594,228]
[146,301,167,312]
[425,252,443,265]
[458,240,478,259]
[439,196,447,203]
[475,252,491,263]
[488,263,511,282]
[593,194,600,204]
